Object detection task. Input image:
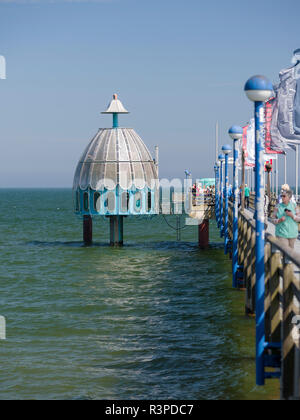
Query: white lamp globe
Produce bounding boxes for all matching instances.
[244,75,273,102]
[218,153,225,162]
[228,125,243,140]
[222,144,232,155]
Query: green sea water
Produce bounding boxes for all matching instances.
[0,189,279,400]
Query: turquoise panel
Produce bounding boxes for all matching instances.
[74,187,158,217]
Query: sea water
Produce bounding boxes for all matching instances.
[0,189,279,400]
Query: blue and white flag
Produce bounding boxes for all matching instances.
[273,49,300,148]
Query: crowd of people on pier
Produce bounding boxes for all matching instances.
[191,183,215,205]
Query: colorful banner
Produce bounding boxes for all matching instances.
[264,99,284,155]
[245,120,255,167]
[240,122,255,168]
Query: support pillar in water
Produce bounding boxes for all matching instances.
[198,219,209,249]
[110,216,124,246]
[83,215,93,246]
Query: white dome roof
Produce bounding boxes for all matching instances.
[73,128,158,191]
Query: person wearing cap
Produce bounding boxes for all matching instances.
[273,189,300,249]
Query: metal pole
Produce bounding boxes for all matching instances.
[110,215,124,246]
[241,150,245,211]
[254,100,266,387]
[215,166,219,226]
[218,165,221,228]
[266,163,272,217]
[113,113,119,128]
[216,121,219,162]
[220,160,224,236]
[232,139,239,287]
[284,153,287,185]
[224,153,229,253]
[155,146,159,178]
[296,145,299,201]
[276,157,279,198]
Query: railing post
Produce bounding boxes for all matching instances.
[281,257,296,399]
[244,223,252,291]
[269,249,282,344]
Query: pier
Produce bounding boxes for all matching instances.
[212,186,300,400]
[209,67,300,399]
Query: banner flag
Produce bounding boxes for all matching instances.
[271,49,300,149]
[264,98,285,154]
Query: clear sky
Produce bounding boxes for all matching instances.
[0,0,299,187]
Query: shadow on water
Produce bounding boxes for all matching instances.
[26,241,107,248]
[25,240,225,252]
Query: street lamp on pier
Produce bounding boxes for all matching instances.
[218,154,225,235]
[222,144,232,253]
[228,126,243,288]
[244,75,273,387]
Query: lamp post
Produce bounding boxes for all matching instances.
[265,162,272,217]
[222,145,232,253]
[245,75,273,387]
[229,126,243,288]
[185,170,192,213]
[214,162,220,226]
[218,154,225,235]
[185,169,191,180]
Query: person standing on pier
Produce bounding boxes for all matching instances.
[273,189,300,249]
[244,184,250,209]
[264,191,269,230]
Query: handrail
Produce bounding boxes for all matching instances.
[226,200,300,400]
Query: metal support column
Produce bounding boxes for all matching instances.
[110,216,124,246]
[83,215,93,246]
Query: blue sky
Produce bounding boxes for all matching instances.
[0,0,299,187]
